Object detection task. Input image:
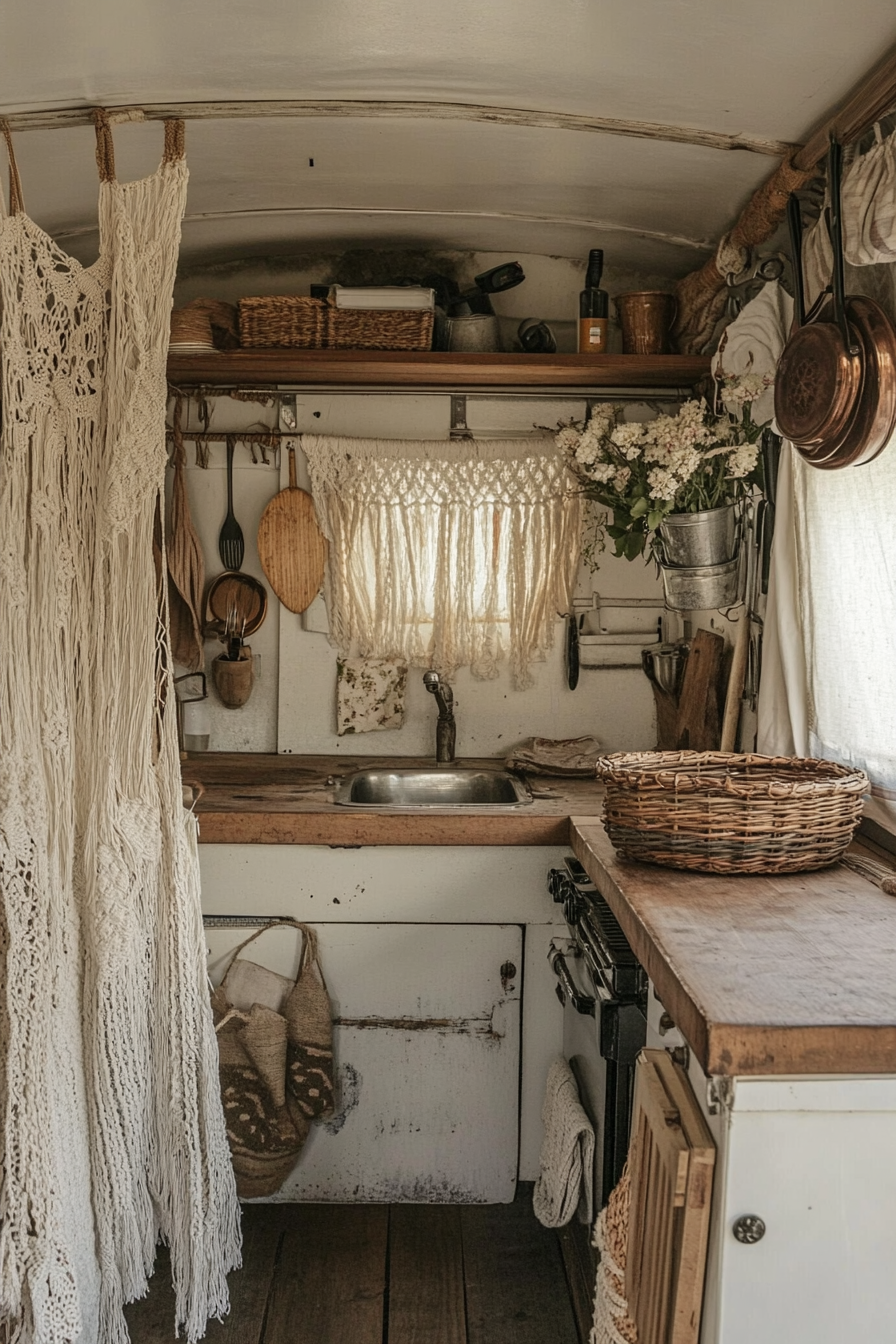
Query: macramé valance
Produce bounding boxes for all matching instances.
[300,434,582,689]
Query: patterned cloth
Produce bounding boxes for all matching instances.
[336,657,407,734]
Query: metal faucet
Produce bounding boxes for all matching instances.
[422,671,456,764]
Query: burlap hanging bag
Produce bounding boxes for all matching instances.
[281,924,334,1123]
[211,919,335,1198]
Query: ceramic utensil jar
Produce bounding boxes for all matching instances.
[213,646,254,708]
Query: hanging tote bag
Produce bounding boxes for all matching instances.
[210,919,335,1198]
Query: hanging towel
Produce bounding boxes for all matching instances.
[711,280,793,430]
[335,656,407,734]
[533,1056,596,1228]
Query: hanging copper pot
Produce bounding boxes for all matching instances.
[775,138,896,470]
[816,294,896,469]
[774,140,864,454]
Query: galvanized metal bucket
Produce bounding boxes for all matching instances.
[657,504,738,568]
[660,558,740,611]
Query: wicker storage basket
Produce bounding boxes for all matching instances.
[597,751,868,875]
[238,296,434,351]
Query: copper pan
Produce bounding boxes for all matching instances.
[827,295,896,469]
[789,295,896,470]
[774,299,862,449]
[775,139,864,455]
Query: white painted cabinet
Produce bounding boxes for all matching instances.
[200,844,569,1196]
[646,993,896,1344]
[699,1076,896,1344]
[207,921,522,1203]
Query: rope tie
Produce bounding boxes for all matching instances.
[93,107,116,182]
[171,394,187,468]
[163,118,186,163]
[0,118,25,214]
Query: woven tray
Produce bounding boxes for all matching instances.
[597,751,869,875]
[238,296,434,351]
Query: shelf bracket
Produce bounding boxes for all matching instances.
[450,394,472,439]
[279,394,298,431]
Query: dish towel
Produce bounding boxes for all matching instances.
[335,656,408,734]
[505,735,602,776]
[711,279,793,431]
[533,1056,596,1228]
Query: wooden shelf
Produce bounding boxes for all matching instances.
[167,348,710,389]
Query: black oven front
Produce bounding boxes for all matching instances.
[548,857,647,1213]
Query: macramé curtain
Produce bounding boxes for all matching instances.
[0,117,239,1344]
[300,434,582,690]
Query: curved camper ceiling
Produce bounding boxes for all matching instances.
[4,0,896,281]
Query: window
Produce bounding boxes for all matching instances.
[792,444,896,811]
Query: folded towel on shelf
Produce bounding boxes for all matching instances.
[505,735,602,777]
[335,657,408,734]
[533,1056,596,1229]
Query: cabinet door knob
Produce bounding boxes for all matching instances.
[733,1215,766,1244]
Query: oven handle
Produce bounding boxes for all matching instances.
[576,918,615,1000]
[550,948,596,1016]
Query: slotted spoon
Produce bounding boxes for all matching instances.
[218,435,245,570]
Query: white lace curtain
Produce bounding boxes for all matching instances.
[300,434,582,689]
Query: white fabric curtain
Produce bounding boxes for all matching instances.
[756,445,810,757]
[756,127,896,829]
[301,434,582,690]
[758,260,896,826]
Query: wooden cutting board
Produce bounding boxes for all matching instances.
[257,445,327,613]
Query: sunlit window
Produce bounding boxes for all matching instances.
[793,444,896,801]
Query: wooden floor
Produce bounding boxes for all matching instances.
[125,1186,596,1344]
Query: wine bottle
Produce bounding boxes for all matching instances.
[578,249,609,354]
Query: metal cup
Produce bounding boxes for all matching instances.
[447,314,502,352]
[641,642,688,696]
[614,291,677,355]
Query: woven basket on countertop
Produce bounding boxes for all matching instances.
[238,295,434,351]
[597,751,869,875]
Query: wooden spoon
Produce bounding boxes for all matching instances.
[257,445,327,613]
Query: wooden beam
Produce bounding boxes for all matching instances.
[0,98,796,158]
[796,40,896,169]
[673,41,896,352]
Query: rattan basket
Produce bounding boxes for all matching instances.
[238,296,434,351]
[597,751,868,875]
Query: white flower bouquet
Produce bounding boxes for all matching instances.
[556,372,771,562]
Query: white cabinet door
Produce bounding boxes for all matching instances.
[709,1077,896,1344]
[206,922,522,1203]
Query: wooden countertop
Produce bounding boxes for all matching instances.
[570,817,896,1078]
[184,752,605,845]
[184,753,896,1078]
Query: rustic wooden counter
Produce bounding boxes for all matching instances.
[184,752,605,845]
[184,754,896,1080]
[570,817,896,1078]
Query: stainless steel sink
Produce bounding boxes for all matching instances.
[333,767,532,808]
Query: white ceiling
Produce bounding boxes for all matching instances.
[4,0,896,278]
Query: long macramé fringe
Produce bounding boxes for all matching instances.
[0,132,240,1344]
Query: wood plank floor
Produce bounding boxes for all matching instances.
[125,1186,595,1344]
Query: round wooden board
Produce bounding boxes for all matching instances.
[257,485,327,613]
